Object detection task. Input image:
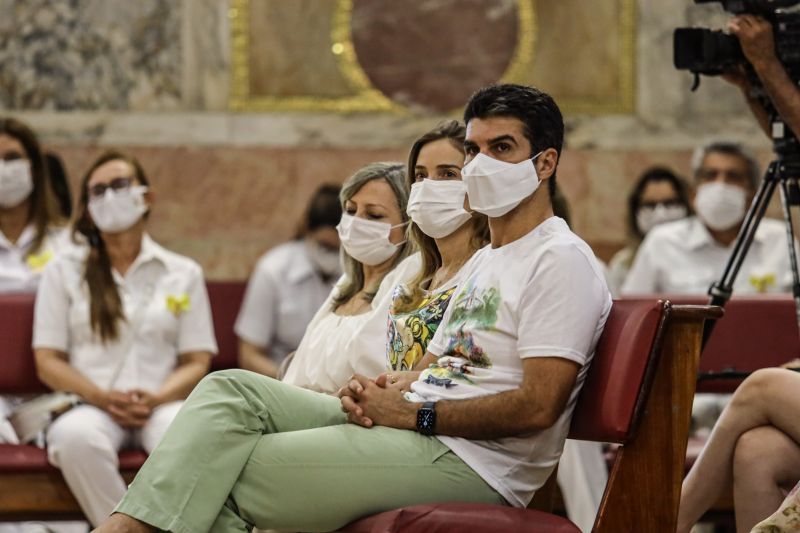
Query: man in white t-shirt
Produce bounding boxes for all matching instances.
[622,142,793,295]
[98,84,611,533]
[622,142,796,451]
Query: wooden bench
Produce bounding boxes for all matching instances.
[340,300,721,532]
[0,281,246,521]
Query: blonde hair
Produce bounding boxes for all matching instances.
[332,162,415,309]
[394,121,489,314]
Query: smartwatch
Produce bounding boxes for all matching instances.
[416,401,437,436]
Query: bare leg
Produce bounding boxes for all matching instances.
[733,426,800,532]
[91,513,154,533]
[677,369,800,533]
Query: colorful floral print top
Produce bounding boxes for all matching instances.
[386,283,457,371]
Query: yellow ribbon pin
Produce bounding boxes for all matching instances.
[26,250,54,273]
[749,274,776,293]
[166,293,191,316]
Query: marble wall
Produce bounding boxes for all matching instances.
[2,0,784,279]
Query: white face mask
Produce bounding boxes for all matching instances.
[636,203,688,235]
[305,238,342,277]
[407,179,472,239]
[461,151,543,218]
[336,213,406,266]
[88,186,149,233]
[694,181,748,231]
[0,160,34,208]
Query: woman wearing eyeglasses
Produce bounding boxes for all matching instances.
[31,150,217,527]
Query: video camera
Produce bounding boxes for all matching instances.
[673,0,800,157]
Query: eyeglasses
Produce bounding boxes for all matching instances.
[640,199,684,209]
[88,177,134,198]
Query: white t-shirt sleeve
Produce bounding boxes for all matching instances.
[33,260,70,352]
[177,265,218,355]
[620,235,659,295]
[235,260,278,347]
[517,244,609,365]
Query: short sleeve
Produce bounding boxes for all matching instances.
[177,265,218,355]
[517,245,609,365]
[33,260,71,352]
[620,235,659,295]
[234,259,279,347]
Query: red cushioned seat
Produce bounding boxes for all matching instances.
[340,503,580,533]
[0,444,146,473]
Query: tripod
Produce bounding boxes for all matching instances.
[702,155,800,347]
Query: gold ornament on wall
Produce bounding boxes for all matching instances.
[229,0,635,115]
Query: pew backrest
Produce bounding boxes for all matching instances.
[0,281,247,394]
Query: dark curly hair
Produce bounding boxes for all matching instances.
[463,84,564,199]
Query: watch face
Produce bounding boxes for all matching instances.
[417,408,435,432]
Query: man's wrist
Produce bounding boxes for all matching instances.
[751,55,781,77]
[405,402,422,431]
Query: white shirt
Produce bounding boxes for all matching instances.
[235,241,336,362]
[282,253,421,393]
[0,224,71,293]
[621,216,794,295]
[33,235,218,393]
[412,217,611,508]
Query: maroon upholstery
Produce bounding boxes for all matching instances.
[0,283,245,482]
[569,299,664,442]
[0,444,146,473]
[340,503,580,533]
[206,281,247,371]
[0,283,247,395]
[0,293,46,394]
[668,296,797,393]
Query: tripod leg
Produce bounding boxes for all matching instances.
[703,162,779,347]
[778,179,800,340]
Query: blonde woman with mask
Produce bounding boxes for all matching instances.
[385,120,489,379]
[32,151,217,527]
[281,162,418,392]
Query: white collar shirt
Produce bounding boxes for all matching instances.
[33,234,218,393]
[235,241,337,362]
[0,224,70,293]
[621,216,795,295]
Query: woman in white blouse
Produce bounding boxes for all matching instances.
[236,184,343,378]
[0,117,68,293]
[282,162,417,392]
[32,151,217,527]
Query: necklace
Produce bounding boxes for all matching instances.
[429,251,473,291]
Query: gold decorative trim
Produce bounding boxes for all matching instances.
[500,0,537,85]
[556,0,637,115]
[229,0,635,115]
[229,0,396,112]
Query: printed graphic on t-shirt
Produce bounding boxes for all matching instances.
[386,285,456,371]
[425,280,499,386]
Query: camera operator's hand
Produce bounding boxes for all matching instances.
[728,15,778,70]
[724,14,800,142]
[721,64,750,92]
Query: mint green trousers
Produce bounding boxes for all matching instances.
[115,370,504,533]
